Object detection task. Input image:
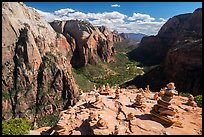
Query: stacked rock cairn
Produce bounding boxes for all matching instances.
[187,94,197,107]
[150,82,179,126]
[115,87,120,99]
[132,94,146,111]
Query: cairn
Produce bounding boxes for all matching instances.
[132,94,146,110]
[150,82,180,127]
[187,94,197,107]
[115,87,120,99]
[96,117,108,129]
[95,93,100,102]
[138,88,147,97]
[105,83,110,93]
[127,112,135,121]
[99,84,110,95]
[145,85,151,93]
[115,100,126,120]
[138,88,144,93]
[154,93,159,100]
[154,89,165,101]
[93,84,97,92]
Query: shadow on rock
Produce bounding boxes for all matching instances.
[75,119,94,135]
[135,114,152,120]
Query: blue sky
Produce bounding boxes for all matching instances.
[25,2,202,35]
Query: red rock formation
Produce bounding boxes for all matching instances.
[2,2,78,122]
[127,8,202,95]
[50,21,121,68]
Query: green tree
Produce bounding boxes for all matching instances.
[195,95,202,107]
[2,118,31,135]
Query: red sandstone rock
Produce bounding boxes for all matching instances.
[50,21,121,68]
[130,8,202,95]
[2,2,78,122]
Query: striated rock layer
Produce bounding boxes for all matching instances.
[50,21,122,68]
[2,2,79,122]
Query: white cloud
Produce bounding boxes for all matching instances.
[33,8,58,22]
[86,11,126,20]
[128,13,155,21]
[159,18,167,22]
[123,20,166,35]
[31,7,167,35]
[68,12,87,20]
[54,8,75,15]
[111,4,120,8]
[102,11,126,20]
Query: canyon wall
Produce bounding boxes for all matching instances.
[50,21,122,68]
[127,8,202,95]
[2,2,79,122]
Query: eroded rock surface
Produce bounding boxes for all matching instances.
[50,21,122,68]
[2,2,78,123]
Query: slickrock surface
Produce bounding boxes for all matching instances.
[32,87,202,135]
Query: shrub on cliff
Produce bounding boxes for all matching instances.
[2,118,31,135]
[195,95,202,107]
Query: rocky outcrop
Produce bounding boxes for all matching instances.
[128,8,202,66]
[2,2,78,122]
[50,21,121,68]
[112,30,123,43]
[33,86,202,135]
[127,8,202,95]
[97,26,123,43]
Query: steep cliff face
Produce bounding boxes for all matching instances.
[161,35,202,95]
[128,35,167,65]
[126,8,202,95]
[2,2,79,122]
[129,8,202,66]
[50,21,119,68]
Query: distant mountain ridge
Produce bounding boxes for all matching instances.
[120,33,147,42]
